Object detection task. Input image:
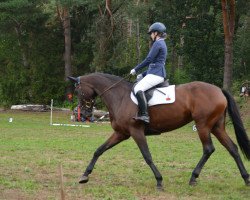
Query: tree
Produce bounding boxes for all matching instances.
[92,0,128,72]
[0,0,72,106]
[233,0,250,82]
[54,0,73,101]
[221,0,235,91]
[0,0,248,107]
[234,15,250,81]
[57,4,72,81]
[0,0,44,68]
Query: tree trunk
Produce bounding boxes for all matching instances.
[171,45,178,78]
[127,19,132,37]
[221,0,235,91]
[135,1,140,64]
[63,7,73,101]
[57,4,73,101]
[178,35,184,69]
[14,25,29,68]
[105,0,114,36]
[223,40,233,91]
[62,7,72,81]
[136,19,140,64]
[93,1,115,72]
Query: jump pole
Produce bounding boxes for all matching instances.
[50,99,90,128]
[50,99,53,125]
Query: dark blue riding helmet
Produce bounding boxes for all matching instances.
[147,22,166,34]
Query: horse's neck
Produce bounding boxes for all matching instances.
[88,75,128,94]
[90,75,131,115]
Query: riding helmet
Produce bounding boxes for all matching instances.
[147,22,166,34]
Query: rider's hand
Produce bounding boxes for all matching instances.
[130,69,136,75]
[137,74,143,80]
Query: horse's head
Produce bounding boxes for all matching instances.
[68,76,97,114]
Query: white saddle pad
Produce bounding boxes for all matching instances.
[131,85,176,106]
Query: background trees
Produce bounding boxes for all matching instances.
[0,0,249,106]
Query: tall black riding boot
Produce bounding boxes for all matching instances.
[133,91,150,123]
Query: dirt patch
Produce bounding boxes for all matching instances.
[139,194,177,200]
[0,189,28,200]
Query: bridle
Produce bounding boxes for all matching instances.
[75,74,131,113]
[75,84,95,109]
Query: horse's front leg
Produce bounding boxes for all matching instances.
[79,132,129,184]
[131,129,163,190]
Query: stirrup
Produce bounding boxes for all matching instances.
[133,115,150,123]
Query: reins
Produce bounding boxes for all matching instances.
[98,74,132,97]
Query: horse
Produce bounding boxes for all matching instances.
[68,72,250,189]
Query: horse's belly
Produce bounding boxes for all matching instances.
[149,105,192,132]
[150,119,192,132]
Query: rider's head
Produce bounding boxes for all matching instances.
[147,22,167,41]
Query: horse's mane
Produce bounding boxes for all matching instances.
[95,72,122,81]
[90,72,133,87]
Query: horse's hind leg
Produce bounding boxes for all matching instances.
[79,132,129,184]
[212,124,250,185]
[189,127,215,185]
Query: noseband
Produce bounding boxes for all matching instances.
[75,84,95,113]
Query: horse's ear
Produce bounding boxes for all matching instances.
[67,76,80,84]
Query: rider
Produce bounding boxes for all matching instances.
[130,22,167,123]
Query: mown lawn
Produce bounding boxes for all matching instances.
[0,110,250,200]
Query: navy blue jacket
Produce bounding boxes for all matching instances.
[134,38,167,78]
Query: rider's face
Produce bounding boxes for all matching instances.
[150,32,157,40]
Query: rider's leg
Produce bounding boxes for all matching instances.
[134,90,150,123]
[133,74,164,123]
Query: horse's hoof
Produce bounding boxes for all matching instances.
[243,176,250,186]
[189,180,197,186]
[156,185,164,191]
[79,175,89,184]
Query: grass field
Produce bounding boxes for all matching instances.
[0,108,250,200]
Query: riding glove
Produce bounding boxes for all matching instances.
[130,69,136,75]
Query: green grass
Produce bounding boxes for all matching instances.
[0,110,250,199]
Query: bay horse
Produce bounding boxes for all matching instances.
[68,72,250,189]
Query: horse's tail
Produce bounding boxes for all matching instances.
[222,89,250,160]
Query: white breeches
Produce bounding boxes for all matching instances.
[133,74,164,94]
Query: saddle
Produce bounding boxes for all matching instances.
[131,80,175,106]
[144,80,169,101]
